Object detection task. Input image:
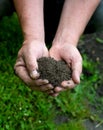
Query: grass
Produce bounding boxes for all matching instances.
[0,13,103,130]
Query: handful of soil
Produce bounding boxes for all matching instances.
[37,57,72,87]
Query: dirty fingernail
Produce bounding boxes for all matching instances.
[30,70,40,79]
[43,79,49,84]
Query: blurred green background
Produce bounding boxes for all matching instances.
[0,13,103,130]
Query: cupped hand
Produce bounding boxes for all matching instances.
[49,43,82,96]
[14,40,54,93]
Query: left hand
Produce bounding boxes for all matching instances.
[49,43,82,96]
[14,40,54,93]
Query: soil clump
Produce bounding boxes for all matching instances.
[37,57,72,87]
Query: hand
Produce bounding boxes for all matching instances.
[49,43,82,96]
[14,40,54,93]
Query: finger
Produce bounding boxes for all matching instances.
[24,55,39,79]
[72,59,82,84]
[46,90,54,94]
[45,89,59,97]
[14,66,44,91]
[14,65,33,86]
[30,70,40,79]
[61,80,76,89]
[49,93,59,97]
[54,86,65,93]
[34,79,49,86]
[40,84,54,91]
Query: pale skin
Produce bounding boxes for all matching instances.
[13,0,100,96]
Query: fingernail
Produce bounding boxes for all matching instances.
[77,76,80,83]
[75,72,80,84]
[47,84,54,89]
[61,82,68,87]
[30,70,39,79]
[54,87,62,92]
[43,79,49,84]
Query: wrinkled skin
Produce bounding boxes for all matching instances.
[13,0,100,97]
[14,40,82,97]
[14,40,54,93]
[49,43,82,96]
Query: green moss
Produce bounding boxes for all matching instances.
[0,13,102,130]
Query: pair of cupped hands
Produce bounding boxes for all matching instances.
[14,40,82,96]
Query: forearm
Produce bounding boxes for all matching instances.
[53,0,101,46]
[13,0,44,41]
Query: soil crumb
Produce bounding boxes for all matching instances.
[37,57,72,87]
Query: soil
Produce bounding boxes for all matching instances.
[78,31,103,71]
[37,32,103,130]
[78,31,103,130]
[37,31,103,90]
[37,57,72,87]
[78,31,103,97]
[53,31,103,130]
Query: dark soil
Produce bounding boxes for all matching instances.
[37,32,103,130]
[78,31,103,130]
[37,57,72,87]
[78,31,103,71]
[53,31,103,130]
[78,31,103,96]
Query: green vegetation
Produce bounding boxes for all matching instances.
[96,37,103,44]
[0,13,103,130]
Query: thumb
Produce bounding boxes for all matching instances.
[72,69,81,84]
[72,60,82,84]
[26,57,40,79]
[30,70,40,79]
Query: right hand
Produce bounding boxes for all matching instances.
[14,40,54,93]
[49,43,82,96]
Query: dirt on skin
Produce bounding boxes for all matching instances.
[37,57,72,87]
[36,32,103,130]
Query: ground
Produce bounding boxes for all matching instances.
[0,14,103,130]
[78,31,103,96]
[78,31,103,130]
[38,57,71,87]
[79,31,103,71]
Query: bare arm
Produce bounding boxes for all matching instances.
[13,0,54,94]
[53,0,101,46]
[49,0,101,94]
[13,0,44,41]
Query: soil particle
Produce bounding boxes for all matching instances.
[37,57,72,87]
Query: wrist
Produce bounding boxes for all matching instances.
[22,31,45,44]
[52,31,80,47]
[23,38,45,46]
[23,31,45,42]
